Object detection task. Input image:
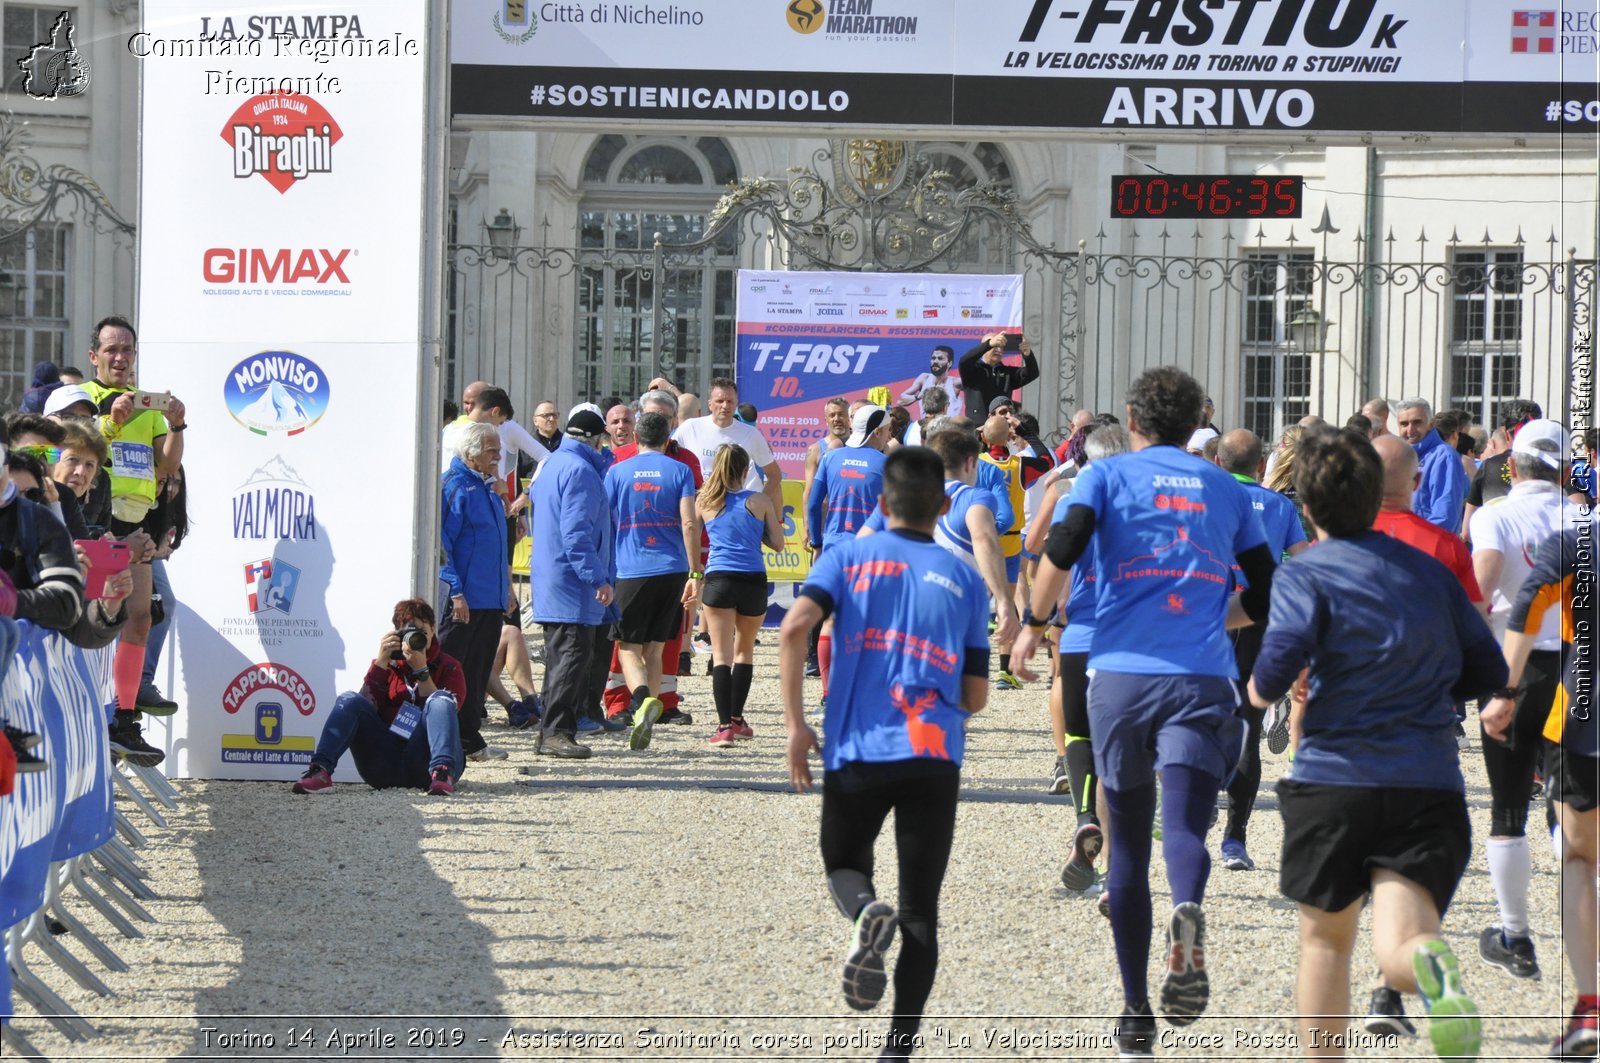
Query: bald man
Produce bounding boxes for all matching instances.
[1362,399,1392,438]
[606,404,636,450]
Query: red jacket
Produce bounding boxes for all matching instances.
[359,639,467,725]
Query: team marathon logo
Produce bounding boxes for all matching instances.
[223,351,331,436]
[222,93,342,193]
[785,0,917,38]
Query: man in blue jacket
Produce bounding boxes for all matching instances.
[1396,398,1468,533]
[440,421,512,761]
[529,406,617,760]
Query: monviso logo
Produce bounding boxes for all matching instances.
[223,351,330,436]
[495,0,537,43]
[16,10,90,99]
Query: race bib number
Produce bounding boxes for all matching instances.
[389,702,423,740]
[109,440,156,481]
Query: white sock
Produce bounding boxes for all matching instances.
[1487,835,1532,936]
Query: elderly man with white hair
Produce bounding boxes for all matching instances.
[440,420,513,762]
[1396,397,1469,533]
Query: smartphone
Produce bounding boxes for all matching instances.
[1002,332,1024,352]
[75,539,131,600]
[125,390,175,414]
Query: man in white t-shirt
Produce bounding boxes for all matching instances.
[1465,417,1570,985]
[672,376,782,509]
[896,344,965,420]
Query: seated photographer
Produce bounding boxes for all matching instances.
[291,598,467,797]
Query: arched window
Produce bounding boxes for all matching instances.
[578,136,738,401]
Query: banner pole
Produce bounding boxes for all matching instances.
[415,0,452,598]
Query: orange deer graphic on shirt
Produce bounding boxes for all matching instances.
[889,683,949,760]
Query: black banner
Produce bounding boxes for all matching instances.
[451,64,1598,137]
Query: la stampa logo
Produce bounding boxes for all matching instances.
[222,93,342,193]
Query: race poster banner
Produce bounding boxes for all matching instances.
[735,269,1024,482]
[450,0,1597,137]
[135,0,429,779]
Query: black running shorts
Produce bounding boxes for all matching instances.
[1277,780,1470,915]
[701,570,769,617]
[1546,742,1600,813]
[611,573,688,644]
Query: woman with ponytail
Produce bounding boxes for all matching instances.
[696,444,784,747]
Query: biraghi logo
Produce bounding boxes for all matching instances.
[224,352,331,436]
[222,92,342,193]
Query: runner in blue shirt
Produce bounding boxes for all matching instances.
[1011,367,1277,1055]
[780,446,990,1062]
[1213,428,1310,875]
[1247,427,1504,1062]
[603,412,700,750]
[808,405,891,708]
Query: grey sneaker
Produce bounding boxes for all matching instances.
[842,900,897,1012]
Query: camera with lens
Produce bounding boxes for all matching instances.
[390,623,429,661]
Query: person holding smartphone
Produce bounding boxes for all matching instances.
[80,315,185,766]
[957,331,1039,420]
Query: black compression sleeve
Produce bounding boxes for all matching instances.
[1236,543,1277,624]
[1043,504,1096,571]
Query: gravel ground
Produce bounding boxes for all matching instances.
[5,634,1578,1061]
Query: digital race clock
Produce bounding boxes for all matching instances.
[1110,174,1304,219]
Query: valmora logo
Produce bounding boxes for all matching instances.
[233,456,318,541]
[222,661,316,715]
[224,351,331,436]
[223,92,342,193]
[203,248,352,285]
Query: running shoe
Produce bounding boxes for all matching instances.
[599,712,628,733]
[1266,696,1291,754]
[1479,924,1541,979]
[466,744,508,761]
[1060,822,1103,892]
[629,696,663,751]
[427,766,454,796]
[109,713,166,767]
[693,631,712,654]
[804,655,821,678]
[291,766,333,794]
[1412,939,1482,1060]
[1364,986,1417,1037]
[1552,997,1599,1059]
[1220,838,1256,871]
[709,725,737,748]
[1455,720,1470,751]
[135,682,180,717]
[1047,755,1070,795]
[729,717,754,740]
[842,900,897,1012]
[1158,902,1210,1026]
[1114,999,1156,1058]
[658,707,693,726]
[1097,888,1111,921]
[995,670,1022,691]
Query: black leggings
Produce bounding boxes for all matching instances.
[1481,649,1563,836]
[821,762,960,1045]
[1224,705,1265,843]
[1059,652,1097,823]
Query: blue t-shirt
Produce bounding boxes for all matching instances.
[807,445,887,549]
[866,480,999,566]
[1051,492,1099,655]
[605,451,696,579]
[974,460,1014,535]
[1237,476,1308,560]
[1067,446,1267,676]
[1267,533,1493,791]
[801,529,990,771]
[705,490,767,574]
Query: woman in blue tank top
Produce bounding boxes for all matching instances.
[696,444,784,747]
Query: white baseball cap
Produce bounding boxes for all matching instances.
[43,384,96,418]
[846,405,887,447]
[1185,426,1220,453]
[1510,418,1567,469]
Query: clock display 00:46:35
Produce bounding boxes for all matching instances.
[1110,174,1303,219]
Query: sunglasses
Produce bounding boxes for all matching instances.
[14,444,61,464]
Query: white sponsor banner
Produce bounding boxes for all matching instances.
[136,0,428,779]
[450,0,1597,135]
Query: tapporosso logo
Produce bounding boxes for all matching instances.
[221,663,317,765]
[222,92,342,193]
[223,662,316,715]
[224,351,330,436]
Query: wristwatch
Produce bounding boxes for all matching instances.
[407,666,431,683]
[1490,686,1520,700]
[689,571,704,580]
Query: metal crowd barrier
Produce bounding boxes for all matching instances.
[0,618,179,1058]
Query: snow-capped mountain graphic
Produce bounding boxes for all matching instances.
[239,380,310,428]
[237,456,308,489]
